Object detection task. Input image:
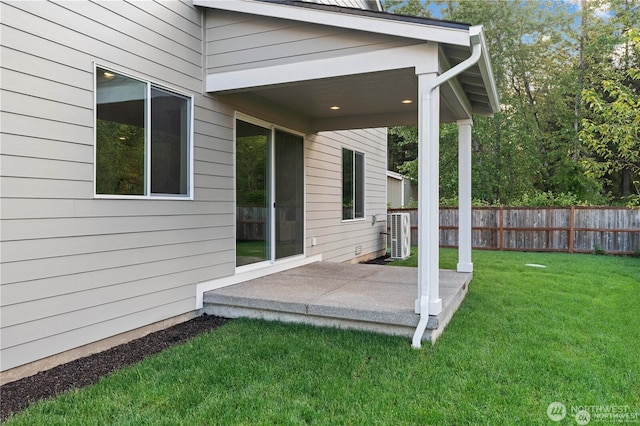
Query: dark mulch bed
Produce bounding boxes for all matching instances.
[0,314,228,421]
[361,254,392,265]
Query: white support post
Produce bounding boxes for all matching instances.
[413,32,483,347]
[457,119,473,273]
[415,72,442,316]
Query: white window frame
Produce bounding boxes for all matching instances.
[342,146,366,221]
[93,63,194,200]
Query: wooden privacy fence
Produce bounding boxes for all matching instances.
[388,207,640,255]
[237,206,267,241]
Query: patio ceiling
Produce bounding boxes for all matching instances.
[215,55,493,132]
[196,0,499,133]
[217,67,421,132]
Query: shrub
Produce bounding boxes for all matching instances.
[593,244,607,256]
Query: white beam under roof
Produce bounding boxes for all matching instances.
[206,44,436,93]
[194,0,471,46]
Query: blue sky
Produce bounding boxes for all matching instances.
[381,0,610,22]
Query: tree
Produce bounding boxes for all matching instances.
[236,135,268,205]
[383,0,434,16]
[95,120,145,195]
[387,127,418,176]
[383,0,630,205]
[581,28,640,203]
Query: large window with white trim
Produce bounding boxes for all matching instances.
[95,66,192,197]
[342,147,365,220]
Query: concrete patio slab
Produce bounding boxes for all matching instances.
[203,262,471,343]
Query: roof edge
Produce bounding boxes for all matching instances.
[257,0,470,30]
[194,0,471,46]
[387,170,407,180]
[470,25,500,114]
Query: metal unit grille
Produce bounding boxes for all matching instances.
[389,212,411,259]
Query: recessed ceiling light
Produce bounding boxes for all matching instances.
[401,99,413,104]
[330,106,340,110]
[103,71,115,79]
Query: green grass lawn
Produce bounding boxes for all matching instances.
[5,249,639,425]
[236,240,267,258]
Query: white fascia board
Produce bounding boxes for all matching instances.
[194,0,470,46]
[438,47,473,119]
[470,25,500,114]
[386,170,405,180]
[207,43,437,93]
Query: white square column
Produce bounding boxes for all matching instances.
[416,72,442,316]
[457,118,473,273]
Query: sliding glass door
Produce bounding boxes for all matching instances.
[235,119,304,267]
[275,130,304,259]
[235,120,271,267]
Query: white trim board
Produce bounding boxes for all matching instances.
[206,44,437,93]
[195,254,323,309]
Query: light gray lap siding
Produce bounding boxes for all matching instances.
[205,9,416,74]
[305,128,387,263]
[0,0,234,372]
[1,0,390,373]
[1,298,197,370]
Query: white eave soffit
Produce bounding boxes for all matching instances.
[193,0,470,46]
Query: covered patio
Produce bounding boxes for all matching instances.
[203,262,471,343]
[195,0,499,346]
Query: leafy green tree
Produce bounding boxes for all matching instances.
[96,120,145,195]
[383,0,434,16]
[384,0,637,205]
[446,0,586,203]
[236,135,267,205]
[581,28,640,203]
[388,128,418,176]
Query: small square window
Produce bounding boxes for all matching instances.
[342,148,365,220]
[95,67,192,197]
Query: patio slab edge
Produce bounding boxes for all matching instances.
[202,265,472,343]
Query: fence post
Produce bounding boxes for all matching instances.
[569,206,575,254]
[499,207,504,250]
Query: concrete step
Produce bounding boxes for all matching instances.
[202,263,471,343]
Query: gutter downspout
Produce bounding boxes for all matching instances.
[411,29,483,348]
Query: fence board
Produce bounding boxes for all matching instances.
[237,206,267,241]
[389,207,640,255]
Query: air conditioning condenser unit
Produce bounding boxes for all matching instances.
[389,212,411,259]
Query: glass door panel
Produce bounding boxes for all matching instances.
[235,120,271,267]
[275,130,304,259]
